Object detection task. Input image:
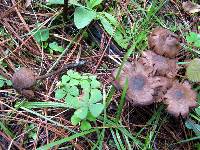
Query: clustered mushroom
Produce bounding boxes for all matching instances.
[112,27,197,117]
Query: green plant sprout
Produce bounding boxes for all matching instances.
[55,70,104,131]
[47,0,130,49]
[32,24,65,54]
[0,75,12,88]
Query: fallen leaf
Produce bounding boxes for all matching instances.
[182,1,200,14]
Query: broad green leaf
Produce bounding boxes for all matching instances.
[0,75,5,80]
[72,72,81,79]
[186,32,197,43]
[46,0,64,4]
[87,0,102,8]
[185,119,200,136]
[89,89,103,103]
[68,79,79,86]
[80,80,90,92]
[81,92,90,103]
[69,86,79,96]
[0,80,5,87]
[186,58,200,82]
[71,114,81,125]
[65,94,80,109]
[103,12,119,27]
[49,42,64,52]
[88,75,96,80]
[69,0,82,6]
[74,7,96,29]
[67,70,75,77]
[87,112,96,121]
[34,29,49,42]
[114,30,129,49]
[5,80,12,86]
[89,103,104,117]
[55,89,66,99]
[74,107,88,119]
[90,79,101,88]
[99,15,114,36]
[80,120,92,131]
[194,40,200,47]
[99,14,130,49]
[81,75,89,80]
[62,75,70,84]
[195,107,200,116]
[64,84,70,92]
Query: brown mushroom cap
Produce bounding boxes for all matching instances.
[139,50,178,78]
[12,67,36,91]
[164,81,197,117]
[152,76,173,102]
[148,28,181,58]
[112,62,159,105]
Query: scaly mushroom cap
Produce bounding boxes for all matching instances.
[112,62,159,105]
[164,81,197,117]
[12,67,36,91]
[152,76,173,102]
[148,28,181,58]
[139,50,178,78]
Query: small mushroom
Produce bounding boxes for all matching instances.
[12,67,36,91]
[112,62,159,105]
[139,50,178,78]
[164,81,197,117]
[148,28,181,58]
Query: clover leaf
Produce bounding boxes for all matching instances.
[55,88,66,99]
[55,70,104,131]
[80,120,92,131]
[89,89,103,103]
[89,103,104,117]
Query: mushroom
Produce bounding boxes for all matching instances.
[112,62,160,105]
[164,81,197,117]
[139,50,178,78]
[12,67,36,91]
[148,28,181,58]
[11,61,86,98]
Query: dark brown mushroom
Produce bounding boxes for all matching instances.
[112,62,161,105]
[164,81,197,117]
[148,28,181,58]
[12,67,36,91]
[139,50,178,78]
[11,61,86,93]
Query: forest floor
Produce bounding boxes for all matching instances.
[0,0,200,150]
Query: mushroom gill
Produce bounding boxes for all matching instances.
[148,28,181,58]
[139,50,178,78]
[112,62,159,105]
[164,81,197,117]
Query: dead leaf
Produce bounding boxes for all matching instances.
[182,1,200,14]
